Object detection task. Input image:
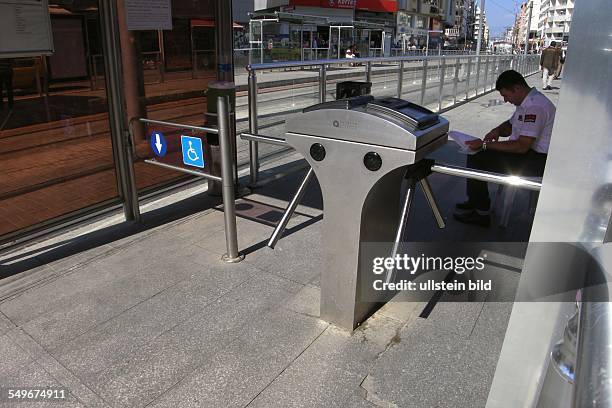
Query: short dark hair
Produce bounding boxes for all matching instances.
[550,41,557,47]
[496,70,529,91]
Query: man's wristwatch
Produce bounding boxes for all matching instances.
[482,141,487,151]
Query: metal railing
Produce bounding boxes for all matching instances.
[245,53,541,184]
[134,96,243,263]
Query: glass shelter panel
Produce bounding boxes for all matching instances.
[0,1,119,240]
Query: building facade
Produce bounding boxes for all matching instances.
[473,6,489,50]
[515,0,541,52]
[538,0,573,45]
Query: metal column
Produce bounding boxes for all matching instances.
[248,69,259,186]
[438,57,446,112]
[99,0,140,222]
[319,65,327,103]
[420,58,428,105]
[453,58,460,104]
[218,96,243,263]
[466,58,472,100]
[397,61,404,98]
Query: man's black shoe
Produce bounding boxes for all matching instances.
[453,210,491,227]
[455,201,475,210]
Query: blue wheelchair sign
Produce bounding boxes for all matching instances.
[150,132,167,157]
[181,136,205,168]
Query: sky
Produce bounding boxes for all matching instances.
[481,0,522,38]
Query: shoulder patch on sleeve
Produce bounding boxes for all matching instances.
[524,114,537,123]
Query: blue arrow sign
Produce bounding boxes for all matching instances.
[150,132,167,157]
[181,136,205,168]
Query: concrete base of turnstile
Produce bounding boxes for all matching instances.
[286,132,446,330]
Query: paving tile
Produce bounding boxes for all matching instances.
[192,214,273,256]
[89,273,305,406]
[248,355,366,408]
[1,238,213,327]
[0,360,85,408]
[363,320,504,408]
[244,221,323,285]
[53,257,255,385]
[9,247,220,351]
[284,284,320,318]
[147,309,327,408]
[0,332,35,385]
[296,313,405,377]
[0,312,15,336]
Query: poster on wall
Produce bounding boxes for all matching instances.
[0,0,54,58]
[125,0,173,31]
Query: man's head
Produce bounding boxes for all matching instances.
[496,70,531,106]
[550,41,557,47]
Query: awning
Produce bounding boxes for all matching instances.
[191,19,244,29]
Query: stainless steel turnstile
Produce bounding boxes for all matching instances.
[284,96,449,330]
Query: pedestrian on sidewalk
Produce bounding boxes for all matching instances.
[540,41,560,90]
[0,58,14,110]
[453,70,556,227]
[554,44,566,79]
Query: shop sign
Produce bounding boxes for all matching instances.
[0,0,54,58]
[290,0,356,9]
[355,0,398,12]
[125,0,172,31]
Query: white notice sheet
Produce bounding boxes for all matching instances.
[448,131,481,155]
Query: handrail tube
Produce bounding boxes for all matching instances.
[241,132,289,147]
[431,163,542,191]
[144,159,222,182]
[139,118,218,134]
[246,54,501,71]
[218,96,243,262]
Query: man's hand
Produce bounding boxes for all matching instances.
[465,139,483,151]
[484,128,500,142]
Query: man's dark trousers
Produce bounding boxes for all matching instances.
[0,71,14,109]
[466,149,547,210]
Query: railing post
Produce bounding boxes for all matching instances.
[453,57,460,105]
[218,96,244,263]
[484,56,490,91]
[475,56,481,96]
[366,61,372,83]
[397,61,404,98]
[438,56,446,112]
[466,57,472,100]
[420,58,428,105]
[248,68,259,186]
[319,64,327,102]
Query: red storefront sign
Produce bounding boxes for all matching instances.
[289,0,357,9]
[355,0,397,12]
[289,0,397,12]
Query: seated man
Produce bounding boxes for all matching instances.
[454,70,556,227]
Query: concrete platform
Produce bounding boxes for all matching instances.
[0,74,561,407]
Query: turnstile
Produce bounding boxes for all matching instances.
[284,96,449,330]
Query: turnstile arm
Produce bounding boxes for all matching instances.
[419,177,446,229]
[267,167,315,249]
[240,132,289,147]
